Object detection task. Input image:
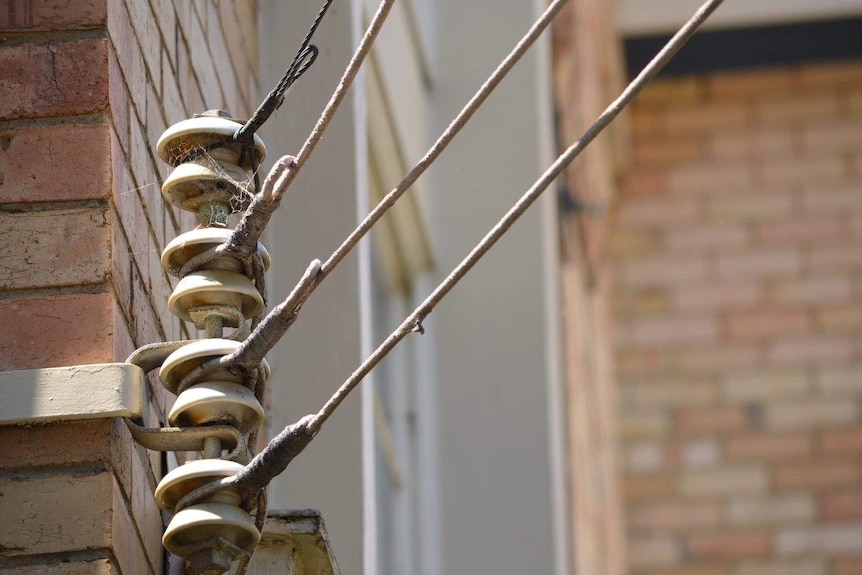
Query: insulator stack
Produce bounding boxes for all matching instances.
[152,111,270,572]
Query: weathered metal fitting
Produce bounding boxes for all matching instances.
[161,228,271,278]
[170,381,265,432]
[157,113,266,170]
[159,338,271,395]
[156,459,260,562]
[169,270,265,324]
[163,503,260,563]
[181,538,249,575]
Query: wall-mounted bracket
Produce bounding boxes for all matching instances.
[246,509,341,575]
[0,363,145,425]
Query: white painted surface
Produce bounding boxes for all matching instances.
[617,0,862,36]
[0,363,145,424]
[258,1,365,571]
[429,0,559,573]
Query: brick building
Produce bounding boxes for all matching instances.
[553,2,862,574]
[1,1,861,575]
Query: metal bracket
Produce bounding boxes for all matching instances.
[0,363,145,425]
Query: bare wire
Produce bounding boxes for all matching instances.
[222,0,572,367]
[234,0,335,144]
[229,0,727,490]
[221,0,397,263]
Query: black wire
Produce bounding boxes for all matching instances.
[233,0,335,144]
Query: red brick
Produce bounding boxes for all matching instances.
[821,490,862,521]
[761,156,844,186]
[818,305,862,333]
[836,558,862,575]
[620,168,667,196]
[629,535,681,568]
[799,59,862,87]
[805,245,862,273]
[726,433,813,462]
[676,406,749,435]
[756,218,846,246]
[642,565,733,575]
[637,77,704,105]
[710,67,796,98]
[709,129,794,160]
[721,370,809,401]
[125,0,161,92]
[774,460,861,491]
[664,225,748,253]
[0,0,106,31]
[625,473,676,502]
[0,559,118,575]
[0,207,110,290]
[801,186,862,215]
[676,345,761,373]
[777,523,862,555]
[820,427,862,454]
[615,316,719,349]
[817,365,862,395]
[634,136,705,167]
[664,102,751,133]
[768,337,854,365]
[0,292,113,370]
[802,118,862,153]
[709,193,793,223]
[621,379,717,408]
[107,0,146,115]
[111,132,151,288]
[673,283,762,311]
[685,531,770,560]
[0,471,113,555]
[0,39,108,120]
[716,250,799,280]
[680,466,767,497]
[670,161,755,195]
[727,494,816,525]
[765,400,858,430]
[0,420,111,470]
[726,309,810,340]
[617,255,707,288]
[616,196,699,228]
[737,559,826,575]
[630,501,722,532]
[609,229,659,258]
[0,123,111,203]
[757,93,839,123]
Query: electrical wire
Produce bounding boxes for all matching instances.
[226,0,728,492]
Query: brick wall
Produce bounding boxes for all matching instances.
[0,1,257,572]
[553,2,629,574]
[610,59,862,575]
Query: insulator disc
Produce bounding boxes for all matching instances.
[161,160,252,213]
[155,458,246,512]
[157,115,266,169]
[169,270,264,323]
[163,503,260,554]
[161,227,272,276]
[170,381,265,432]
[159,338,270,394]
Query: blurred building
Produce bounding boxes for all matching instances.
[556,2,862,575]
[1,1,861,575]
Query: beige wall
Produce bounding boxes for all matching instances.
[610,59,862,575]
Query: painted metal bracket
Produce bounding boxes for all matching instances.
[0,363,145,425]
[247,509,341,575]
